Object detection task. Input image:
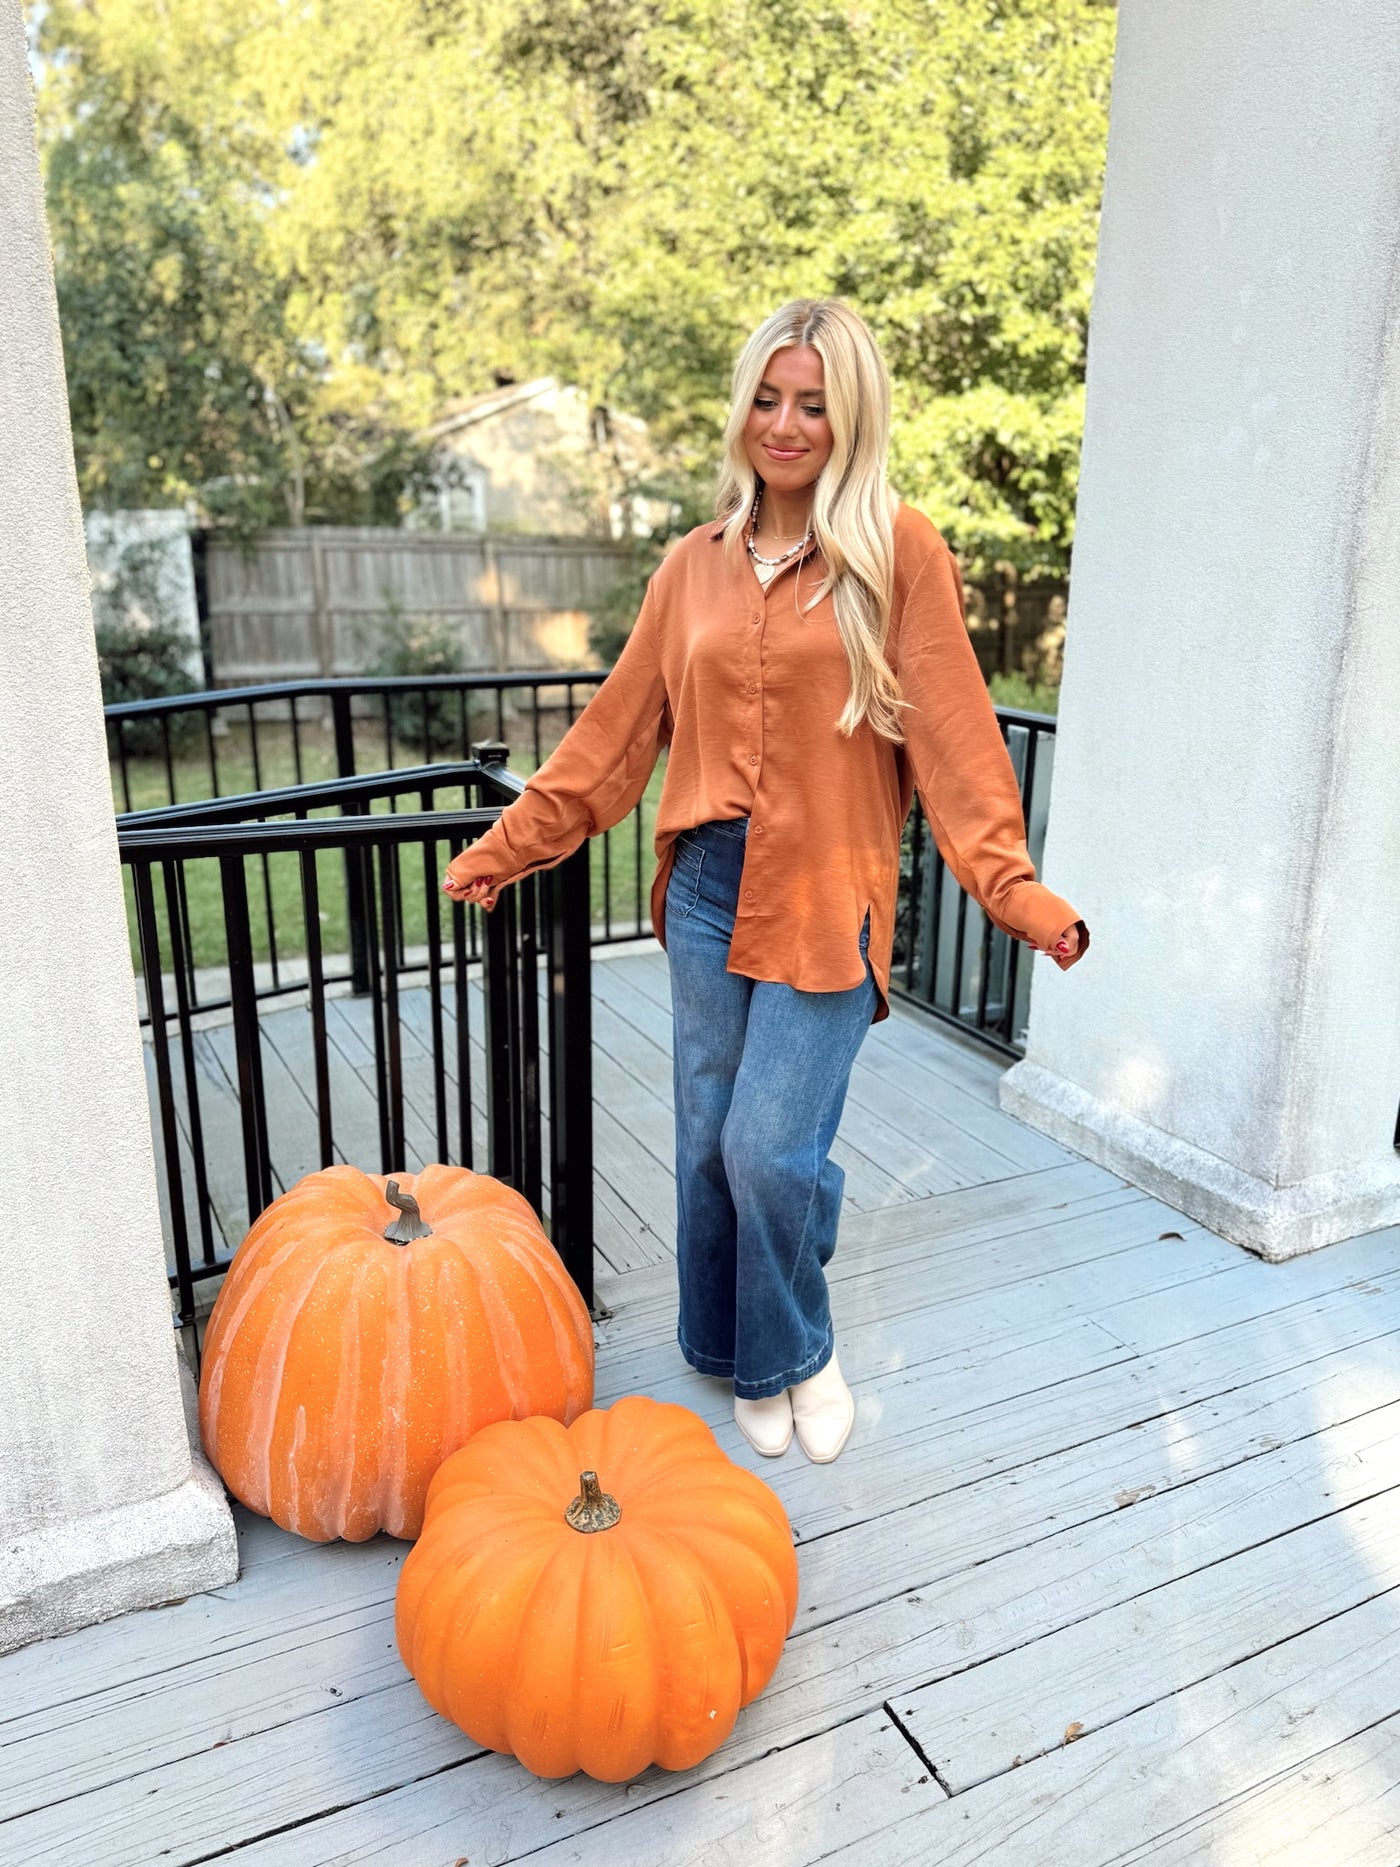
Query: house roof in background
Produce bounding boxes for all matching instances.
[420,377,559,442]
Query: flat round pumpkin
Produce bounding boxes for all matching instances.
[198,1164,594,1542]
[395,1395,800,1781]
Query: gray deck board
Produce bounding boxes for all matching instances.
[900,1477,1400,1792]
[830,1596,1400,1865]
[225,1710,943,1867]
[25,945,1400,1863]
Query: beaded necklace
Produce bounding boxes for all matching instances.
[745,488,813,569]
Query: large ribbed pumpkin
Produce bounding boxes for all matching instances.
[198,1164,594,1542]
[395,1395,799,1781]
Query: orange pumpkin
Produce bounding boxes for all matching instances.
[198,1163,594,1542]
[395,1395,800,1781]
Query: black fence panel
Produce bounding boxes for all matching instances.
[120,760,595,1360]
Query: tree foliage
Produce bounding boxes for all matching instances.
[33,0,1115,568]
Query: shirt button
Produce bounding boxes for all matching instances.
[747,683,758,694]
[748,754,758,766]
[744,889,755,901]
[751,613,761,625]
[753,824,763,835]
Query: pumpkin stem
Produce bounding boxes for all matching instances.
[383,1180,433,1244]
[565,1471,621,1533]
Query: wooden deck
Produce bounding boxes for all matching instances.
[8,944,1400,1864]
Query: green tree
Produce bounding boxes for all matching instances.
[33,0,1115,572]
[36,0,443,529]
[43,94,294,526]
[495,0,1115,576]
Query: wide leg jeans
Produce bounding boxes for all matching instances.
[665,817,877,1400]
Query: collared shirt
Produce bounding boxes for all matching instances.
[447,503,1089,1021]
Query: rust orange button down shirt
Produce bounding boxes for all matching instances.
[447,502,1089,1022]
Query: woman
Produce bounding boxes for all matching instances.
[444,299,1089,1465]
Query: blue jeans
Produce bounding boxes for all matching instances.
[666,818,877,1399]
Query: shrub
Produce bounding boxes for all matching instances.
[97,618,200,759]
[361,604,471,756]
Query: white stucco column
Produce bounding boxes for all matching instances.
[0,5,235,1650]
[1001,0,1400,1261]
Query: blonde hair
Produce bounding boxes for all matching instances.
[717,298,903,741]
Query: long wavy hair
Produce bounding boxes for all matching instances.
[716,298,903,741]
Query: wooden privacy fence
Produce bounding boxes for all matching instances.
[203,527,630,685]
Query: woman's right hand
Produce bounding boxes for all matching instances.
[442,871,498,910]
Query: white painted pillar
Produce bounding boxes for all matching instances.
[1002,0,1400,1260]
[0,4,235,1650]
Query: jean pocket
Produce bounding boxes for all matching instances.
[668,840,705,920]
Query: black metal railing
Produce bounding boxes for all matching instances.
[107,673,1059,1059]
[105,672,653,948]
[118,752,514,1011]
[106,673,607,808]
[119,755,595,1355]
[892,710,1060,1056]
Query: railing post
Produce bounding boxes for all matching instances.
[332,688,373,995]
[130,861,197,1342]
[219,852,274,1228]
[547,845,595,1309]
[517,876,544,1217]
[472,738,517,1188]
[329,687,356,781]
[483,884,520,1189]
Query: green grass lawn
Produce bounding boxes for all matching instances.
[988,671,1060,714]
[115,718,667,979]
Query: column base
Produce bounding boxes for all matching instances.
[0,1358,238,1656]
[1000,1060,1400,1262]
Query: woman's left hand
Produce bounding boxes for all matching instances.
[1027,922,1081,959]
[442,867,498,909]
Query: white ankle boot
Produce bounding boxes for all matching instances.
[734,1389,794,1457]
[789,1352,855,1463]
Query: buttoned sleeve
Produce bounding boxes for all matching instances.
[894,541,1089,971]
[445,581,670,892]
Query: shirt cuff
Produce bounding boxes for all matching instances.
[445,826,516,891]
[1007,881,1090,968]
